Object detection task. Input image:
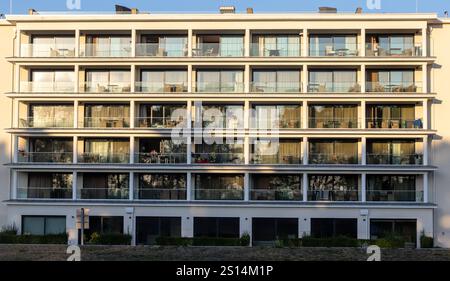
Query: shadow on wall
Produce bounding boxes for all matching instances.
[0,141,9,227]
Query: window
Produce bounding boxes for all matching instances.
[140,35,187,56]
[138,104,186,128]
[85,35,131,57]
[370,219,417,244]
[85,216,124,238]
[252,139,302,164]
[309,139,359,164]
[27,104,73,128]
[197,35,244,56]
[81,173,129,199]
[311,218,357,238]
[84,104,130,128]
[85,70,131,92]
[83,138,129,163]
[308,175,359,201]
[252,70,301,92]
[194,217,240,238]
[309,105,358,128]
[138,173,187,200]
[366,139,419,165]
[252,35,300,56]
[22,216,66,235]
[252,218,298,243]
[367,70,416,92]
[366,104,418,128]
[136,217,181,245]
[29,70,74,92]
[309,70,358,92]
[196,70,244,92]
[140,70,187,92]
[251,175,301,200]
[200,104,244,129]
[252,105,301,129]
[309,35,358,56]
[194,174,244,200]
[367,175,418,202]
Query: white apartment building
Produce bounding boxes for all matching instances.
[0,7,450,247]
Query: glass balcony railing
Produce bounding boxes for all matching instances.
[308,190,359,201]
[192,152,244,164]
[250,154,302,165]
[17,187,72,199]
[250,82,302,93]
[20,81,75,93]
[17,152,73,163]
[195,188,244,200]
[81,82,131,93]
[366,154,423,165]
[82,117,130,128]
[80,44,132,57]
[309,153,360,165]
[19,117,73,128]
[365,43,422,57]
[135,43,188,57]
[366,82,422,93]
[134,188,187,200]
[366,118,423,129]
[135,152,187,164]
[192,43,244,57]
[79,153,129,164]
[250,189,302,201]
[250,43,301,57]
[309,117,360,129]
[201,118,243,129]
[308,82,361,93]
[193,82,244,93]
[309,43,360,57]
[252,118,302,129]
[367,190,423,202]
[136,117,186,128]
[78,188,129,200]
[20,44,76,57]
[135,82,188,93]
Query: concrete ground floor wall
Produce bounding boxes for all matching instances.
[4,203,434,247]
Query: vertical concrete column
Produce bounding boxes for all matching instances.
[423,135,429,166]
[240,217,252,241]
[422,63,428,93]
[15,64,20,93]
[361,136,367,165]
[182,216,193,238]
[11,170,18,200]
[299,218,310,237]
[188,29,193,58]
[75,29,80,57]
[423,99,429,130]
[244,100,250,129]
[186,172,192,201]
[130,136,135,164]
[360,100,366,129]
[302,136,308,165]
[361,173,367,202]
[187,64,193,92]
[302,28,308,57]
[12,98,19,128]
[302,100,308,129]
[130,64,136,93]
[129,172,134,200]
[360,28,366,57]
[361,64,366,93]
[244,136,250,165]
[73,100,79,128]
[302,173,308,202]
[302,65,308,93]
[130,100,135,128]
[186,100,192,129]
[72,171,77,200]
[73,136,78,164]
[131,29,136,57]
[187,135,192,165]
[244,173,250,201]
[423,172,429,203]
[12,135,18,163]
[245,64,250,93]
[15,29,21,57]
[358,209,370,240]
[74,64,80,93]
[422,27,428,57]
[244,29,250,57]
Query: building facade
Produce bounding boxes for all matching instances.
[0,10,449,247]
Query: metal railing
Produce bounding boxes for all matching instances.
[135,82,188,93]
[309,153,360,165]
[365,43,422,57]
[82,117,130,128]
[366,154,423,165]
[192,152,244,164]
[366,190,423,202]
[20,81,75,93]
[17,152,73,163]
[251,118,302,129]
[17,187,72,199]
[250,189,302,201]
[309,117,360,129]
[19,117,74,128]
[250,43,301,57]
[308,82,361,93]
[134,188,186,200]
[308,190,359,201]
[201,118,244,129]
[366,82,422,93]
[135,43,188,57]
[309,43,360,56]
[194,188,244,200]
[192,43,244,57]
[135,152,187,164]
[79,153,129,164]
[81,82,131,93]
[366,118,423,129]
[20,43,76,57]
[250,154,302,165]
[78,188,129,199]
[250,82,302,93]
[136,117,186,128]
[80,43,132,57]
[193,82,245,93]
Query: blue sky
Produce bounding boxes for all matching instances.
[0,0,449,16]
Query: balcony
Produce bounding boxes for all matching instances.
[308,82,361,93]
[135,152,187,164]
[307,190,359,201]
[367,154,423,165]
[367,118,423,129]
[20,43,76,57]
[309,117,359,129]
[250,82,302,93]
[135,188,186,200]
[79,153,129,164]
[18,152,73,163]
[250,175,301,201]
[366,81,422,93]
[250,42,301,57]
[135,81,188,93]
[309,153,359,165]
[192,152,244,164]
[17,187,72,199]
[194,174,244,200]
[136,43,188,57]
[366,43,422,57]
[195,189,244,200]
[81,82,131,93]
[80,43,132,57]
[192,43,244,57]
[251,153,301,165]
[19,117,73,128]
[251,189,302,201]
[78,188,129,200]
[367,190,423,202]
[83,117,130,128]
[136,116,185,128]
[193,82,244,93]
[20,81,74,93]
[309,43,359,57]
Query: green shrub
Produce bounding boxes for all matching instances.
[301,236,359,247]
[0,224,18,235]
[88,232,131,245]
[0,233,67,244]
[373,235,406,248]
[192,237,241,246]
[240,233,251,246]
[420,235,434,248]
[155,237,193,246]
